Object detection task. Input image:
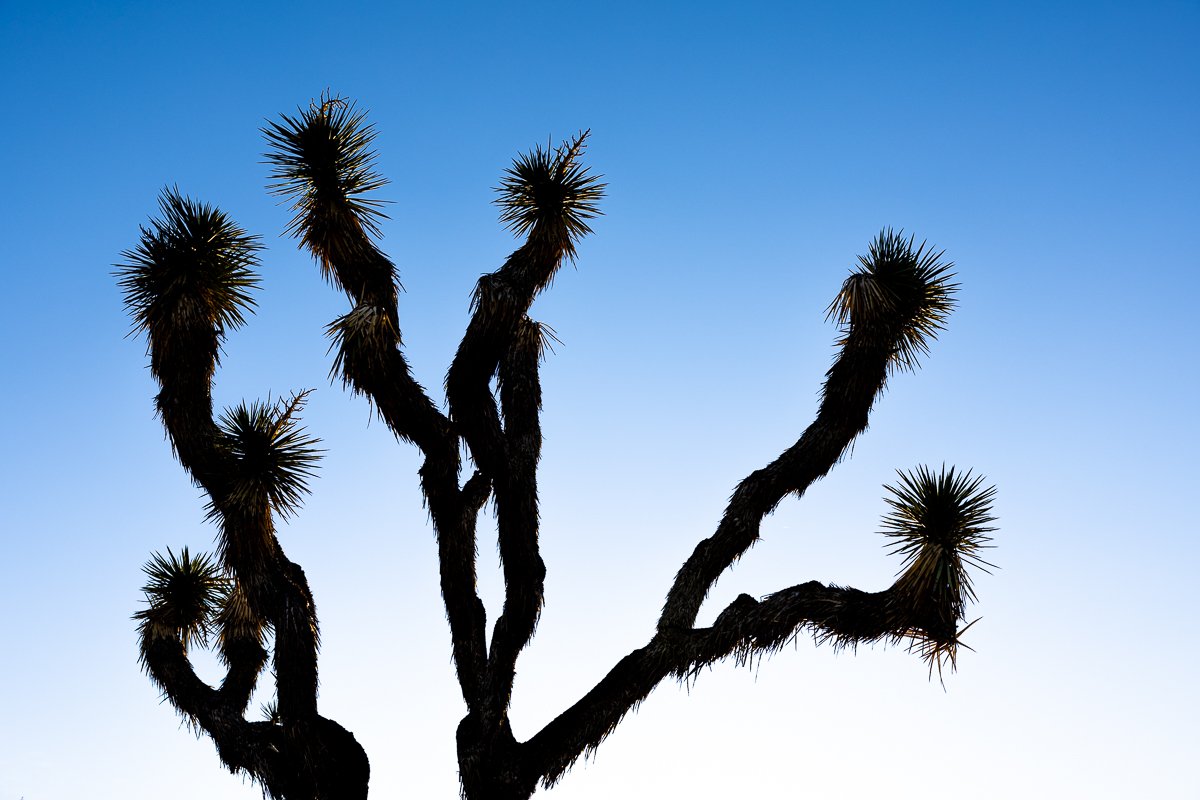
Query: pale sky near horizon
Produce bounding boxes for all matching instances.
[2,1,1197,798]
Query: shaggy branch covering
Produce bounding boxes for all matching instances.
[119,189,368,799]
[125,94,995,800]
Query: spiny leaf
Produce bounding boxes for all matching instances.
[881,465,997,676]
[215,391,323,518]
[116,188,260,352]
[135,546,227,652]
[263,93,390,287]
[494,131,605,258]
[828,229,958,373]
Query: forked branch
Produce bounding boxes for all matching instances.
[529,464,994,786]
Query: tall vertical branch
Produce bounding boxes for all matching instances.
[445,135,604,729]
[484,317,549,718]
[447,132,602,478]
[264,97,491,705]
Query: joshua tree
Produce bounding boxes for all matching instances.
[119,96,996,800]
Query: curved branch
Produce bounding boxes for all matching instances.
[138,630,284,784]
[447,129,602,480]
[527,458,994,787]
[139,582,368,799]
[120,191,325,724]
[445,241,562,479]
[445,249,556,728]
[264,96,454,461]
[264,96,457,475]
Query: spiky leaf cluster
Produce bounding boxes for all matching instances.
[135,547,227,651]
[828,229,957,372]
[216,392,322,518]
[263,95,389,284]
[117,188,260,361]
[260,698,282,725]
[494,131,605,258]
[882,465,997,669]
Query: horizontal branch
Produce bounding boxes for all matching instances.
[527,576,957,787]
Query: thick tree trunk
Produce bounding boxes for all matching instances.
[307,717,371,800]
[215,717,370,800]
[457,714,538,800]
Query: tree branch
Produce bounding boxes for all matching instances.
[444,133,601,761]
[121,188,370,797]
[446,241,561,479]
[483,317,548,720]
[527,574,961,787]
[138,629,283,784]
[658,338,891,631]
[659,231,958,632]
[524,232,967,786]
[264,98,491,704]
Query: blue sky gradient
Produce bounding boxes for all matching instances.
[2,1,1197,797]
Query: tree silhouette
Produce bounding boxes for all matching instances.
[118,95,996,800]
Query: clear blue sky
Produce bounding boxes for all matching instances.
[2,1,1197,797]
